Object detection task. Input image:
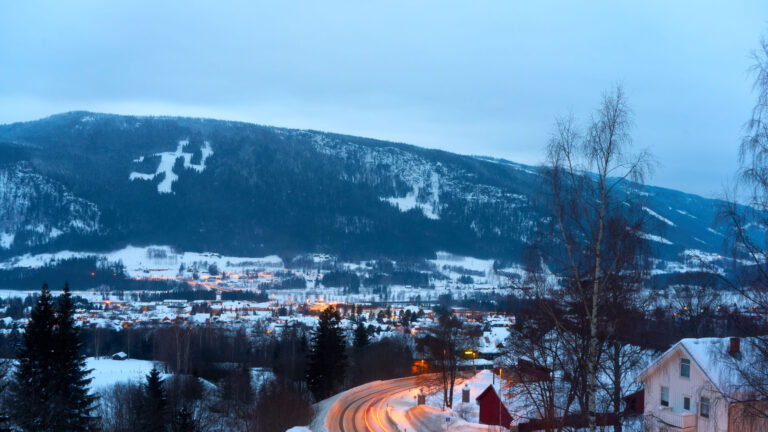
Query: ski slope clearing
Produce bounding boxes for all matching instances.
[129,139,213,194]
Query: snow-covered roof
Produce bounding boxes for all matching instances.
[636,337,757,397]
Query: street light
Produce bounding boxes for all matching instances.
[464,349,477,372]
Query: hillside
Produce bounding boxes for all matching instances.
[0,112,741,270]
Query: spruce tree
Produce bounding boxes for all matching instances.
[353,320,369,350]
[305,306,347,400]
[51,283,96,431]
[143,367,169,432]
[171,406,197,432]
[10,283,96,431]
[9,284,58,431]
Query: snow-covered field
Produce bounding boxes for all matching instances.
[385,371,506,431]
[86,357,165,391]
[0,245,283,279]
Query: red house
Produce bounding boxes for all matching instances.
[622,388,644,415]
[476,385,512,427]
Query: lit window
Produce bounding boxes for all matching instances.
[661,386,669,407]
[681,358,691,378]
[684,397,691,410]
[701,397,710,418]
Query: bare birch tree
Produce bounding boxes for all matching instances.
[716,35,768,423]
[419,307,465,409]
[503,301,578,432]
[537,85,653,431]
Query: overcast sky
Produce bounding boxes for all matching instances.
[1,1,767,197]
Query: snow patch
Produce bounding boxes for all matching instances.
[707,227,724,237]
[0,233,13,249]
[682,249,724,263]
[633,230,673,245]
[49,227,63,239]
[129,139,214,194]
[381,171,440,220]
[87,357,166,391]
[430,251,494,275]
[643,206,675,226]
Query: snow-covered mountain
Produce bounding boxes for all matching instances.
[0,162,100,250]
[0,112,745,272]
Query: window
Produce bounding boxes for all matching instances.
[661,386,669,407]
[680,358,691,378]
[684,396,691,410]
[701,397,710,418]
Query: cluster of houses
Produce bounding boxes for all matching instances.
[473,336,768,432]
[6,284,764,431]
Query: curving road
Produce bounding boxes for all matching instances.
[324,373,469,432]
[325,374,442,432]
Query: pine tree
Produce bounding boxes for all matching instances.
[4,325,19,358]
[9,284,58,431]
[171,406,197,432]
[305,306,347,400]
[0,359,11,432]
[353,320,369,350]
[143,367,169,432]
[51,283,96,431]
[9,283,96,431]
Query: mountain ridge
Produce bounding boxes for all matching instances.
[0,111,744,271]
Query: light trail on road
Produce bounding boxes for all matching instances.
[327,376,427,432]
[326,374,452,432]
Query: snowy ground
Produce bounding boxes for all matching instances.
[384,371,504,431]
[0,245,283,279]
[86,357,166,392]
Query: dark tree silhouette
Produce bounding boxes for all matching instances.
[9,283,96,431]
[142,367,169,432]
[353,321,369,350]
[306,306,347,400]
[51,283,97,431]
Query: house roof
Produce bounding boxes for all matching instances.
[476,384,505,403]
[635,337,756,398]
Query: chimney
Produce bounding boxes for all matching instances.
[729,337,741,357]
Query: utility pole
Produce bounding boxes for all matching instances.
[498,368,502,429]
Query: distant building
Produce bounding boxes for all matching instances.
[111,351,129,361]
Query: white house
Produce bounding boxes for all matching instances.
[636,337,767,432]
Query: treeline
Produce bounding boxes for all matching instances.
[256,275,306,291]
[0,257,127,290]
[302,306,413,401]
[136,289,216,302]
[319,268,432,293]
[364,270,430,287]
[0,256,189,291]
[221,291,269,301]
[321,271,360,292]
[450,290,768,352]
